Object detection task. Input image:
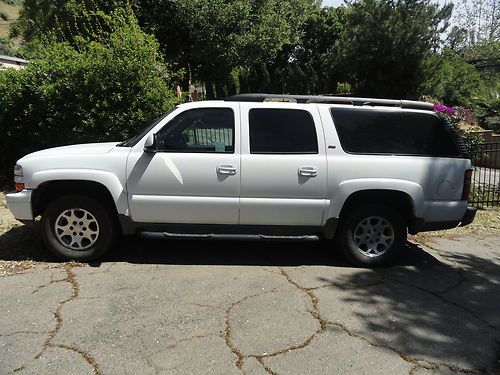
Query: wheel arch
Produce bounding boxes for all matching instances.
[338,189,415,223]
[327,179,424,219]
[322,187,418,240]
[32,179,123,218]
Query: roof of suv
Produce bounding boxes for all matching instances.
[225,93,434,111]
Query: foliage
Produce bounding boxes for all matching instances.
[420,50,485,106]
[433,103,485,146]
[11,0,132,41]
[0,35,15,55]
[137,0,320,97]
[461,40,500,62]
[333,0,453,98]
[470,83,500,132]
[0,10,176,173]
[453,0,499,45]
[232,5,348,96]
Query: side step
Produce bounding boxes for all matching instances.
[138,232,319,241]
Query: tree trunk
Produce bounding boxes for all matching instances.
[205,81,215,99]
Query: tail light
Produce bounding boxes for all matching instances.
[461,169,472,201]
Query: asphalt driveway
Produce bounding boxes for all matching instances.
[0,222,499,375]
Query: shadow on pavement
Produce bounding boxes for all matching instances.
[1,224,499,371]
[101,235,429,267]
[0,224,456,268]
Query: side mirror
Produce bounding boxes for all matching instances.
[144,133,158,153]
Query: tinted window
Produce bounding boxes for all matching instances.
[157,108,234,153]
[330,108,461,157]
[249,109,318,154]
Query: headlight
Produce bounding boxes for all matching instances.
[14,165,24,191]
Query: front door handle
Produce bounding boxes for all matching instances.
[217,165,238,175]
[298,166,318,177]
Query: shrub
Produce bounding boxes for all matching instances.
[420,50,485,106]
[0,10,177,174]
[433,103,484,147]
[0,36,16,55]
[470,83,500,133]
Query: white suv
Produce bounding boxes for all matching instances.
[6,94,476,266]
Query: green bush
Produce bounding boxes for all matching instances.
[420,50,485,106]
[0,36,16,55]
[0,10,176,174]
[470,83,500,132]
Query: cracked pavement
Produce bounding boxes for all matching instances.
[1,226,500,375]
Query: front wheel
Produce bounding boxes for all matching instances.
[336,204,406,267]
[41,195,118,261]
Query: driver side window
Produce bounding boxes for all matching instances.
[157,108,235,153]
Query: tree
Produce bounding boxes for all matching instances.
[236,5,347,95]
[0,10,176,173]
[137,0,320,97]
[333,0,453,98]
[453,0,499,46]
[419,49,485,105]
[11,0,134,42]
[13,0,321,96]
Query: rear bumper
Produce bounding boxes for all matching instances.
[409,206,477,234]
[5,190,34,222]
[459,207,477,227]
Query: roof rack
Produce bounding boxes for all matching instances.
[225,93,434,111]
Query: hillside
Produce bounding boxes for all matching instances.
[0,0,22,38]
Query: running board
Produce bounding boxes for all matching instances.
[138,232,319,241]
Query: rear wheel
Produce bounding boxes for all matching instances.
[336,204,406,267]
[41,195,117,261]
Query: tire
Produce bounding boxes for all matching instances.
[336,204,406,267]
[41,195,118,261]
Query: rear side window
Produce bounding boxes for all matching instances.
[330,108,461,157]
[249,109,318,154]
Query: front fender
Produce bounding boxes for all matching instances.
[29,169,128,215]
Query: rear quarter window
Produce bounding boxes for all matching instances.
[330,108,461,157]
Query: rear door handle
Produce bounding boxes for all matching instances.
[217,165,238,175]
[298,166,318,177]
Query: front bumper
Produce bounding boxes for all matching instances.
[5,190,34,222]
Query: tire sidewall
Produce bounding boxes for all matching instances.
[41,195,115,261]
[338,205,406,267]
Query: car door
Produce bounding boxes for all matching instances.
[239,103,327,226]
[126,103,240,224]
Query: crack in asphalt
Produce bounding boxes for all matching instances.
[13,263,102,375]
[164,334,217,350]
[255,357,279,375]
[31,275,68,295]
[436,268,467,295]
[420,240,495,281]
[383,273,497,330]
[329,319,482,374]
[0,330,49,337]
[223,288,280,373]
[277,268,483,375]
[222,267,486,375]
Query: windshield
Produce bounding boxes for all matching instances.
[117,108,176,147]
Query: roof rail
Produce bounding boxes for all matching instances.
[225,94,434,111]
